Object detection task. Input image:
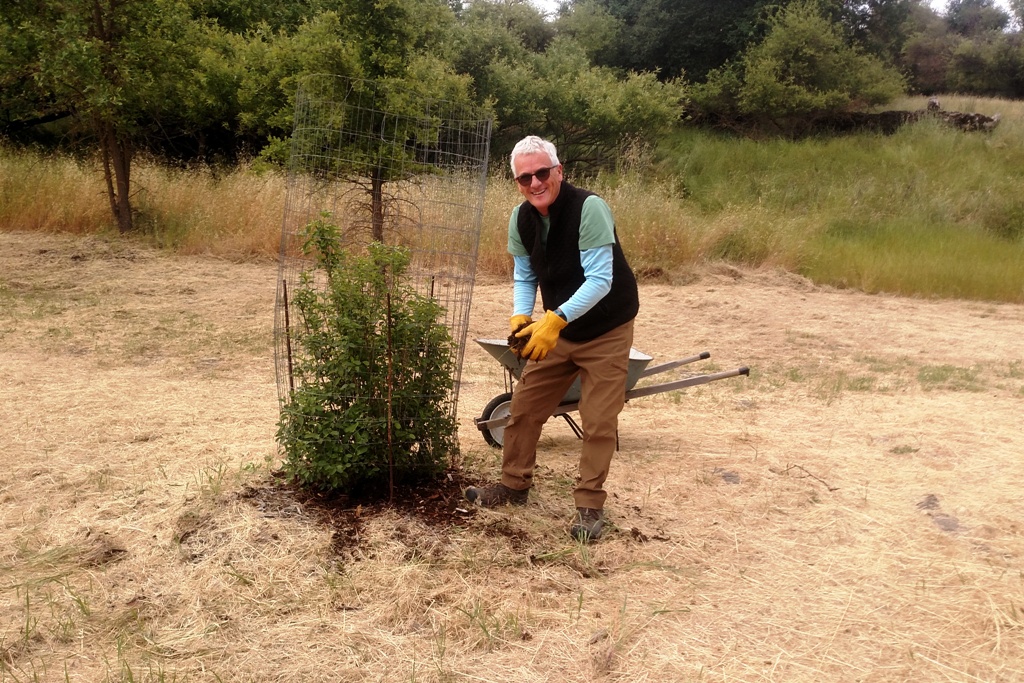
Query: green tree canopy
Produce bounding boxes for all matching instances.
[946,32,1024,96]
[551,0,622,62]
[484,37,684,170]
[901,6,961,94]
[825,0,916,64]
[689,0,906,133]
[901,0,1024,96]
[0,0,466,230]
[1010,0,1024,26]
[588,0,779,81]
[945,0,1011,35]
[1,0,201,231]
[445,0,552,103]
[237,0,466,165]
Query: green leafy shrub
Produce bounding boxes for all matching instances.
[276,216,458,494]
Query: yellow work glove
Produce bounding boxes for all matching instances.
[516,310,568,362]
[510,314,533,334]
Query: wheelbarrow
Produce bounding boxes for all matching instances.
[473,338,750,448]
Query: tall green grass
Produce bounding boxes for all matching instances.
[647,95,1024,301]
[1,94,1021,301]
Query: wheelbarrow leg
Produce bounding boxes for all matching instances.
[560,413,584,440]
[557,415,620,452]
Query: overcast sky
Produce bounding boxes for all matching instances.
[527,0,1014,19]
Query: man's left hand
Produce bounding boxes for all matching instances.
[516,310,567,361]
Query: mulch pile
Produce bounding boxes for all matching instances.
[239,469,481,554]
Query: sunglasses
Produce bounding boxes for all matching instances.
[514,165,558,187]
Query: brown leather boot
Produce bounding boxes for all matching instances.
[570,507,605,542]
[464,482,529,507]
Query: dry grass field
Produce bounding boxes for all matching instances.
[2,230,1023,682]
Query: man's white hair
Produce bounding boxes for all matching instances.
[510,136,560,174]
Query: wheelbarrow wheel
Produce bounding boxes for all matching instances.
[480,392,513,449]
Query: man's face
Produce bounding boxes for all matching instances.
[513,151,563,216]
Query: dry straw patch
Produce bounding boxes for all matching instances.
[132,163,286,259]
[0,153,112,233]
[1,231,1023,682]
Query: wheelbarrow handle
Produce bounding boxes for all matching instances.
[474,366,751,434]
[624,366,750,400]
[551,366,750,415]
[638,351,711,378]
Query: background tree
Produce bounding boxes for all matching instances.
[446,0,684,171]
[900,0,1022,97]
[588,0,780,81]
[1,0,199,232]
[0,0,58,135]
[233,12,363,164]
[902,12,961,93]
[946,32,1024,96]
[236,0,462,163]
[740,1,905,126]
[445,0,553,107]
[4,0,1021,192]
[550,0,624,62]
[190,0,320,33]
[945,0,1011,35]
[689,0,905,133]
[484,37,684,170]
[1010,0,1024,26]
[825,0,915,64]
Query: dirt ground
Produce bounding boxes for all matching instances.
[1,230,1023,682]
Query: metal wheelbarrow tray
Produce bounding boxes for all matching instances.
[473,338,749,447]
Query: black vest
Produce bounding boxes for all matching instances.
[516,182,639,343]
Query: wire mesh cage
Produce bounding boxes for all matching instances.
[274,75,492,490]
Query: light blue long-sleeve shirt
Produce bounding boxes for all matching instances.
[508,195,617,322]
[512,248,612,322]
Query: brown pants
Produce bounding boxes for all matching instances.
[500,319,634,510]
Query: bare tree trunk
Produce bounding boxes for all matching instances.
[371,165,385,243]
[100,131,118,227]
[97,119,134,233]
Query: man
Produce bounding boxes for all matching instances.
[465,135,640,543]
